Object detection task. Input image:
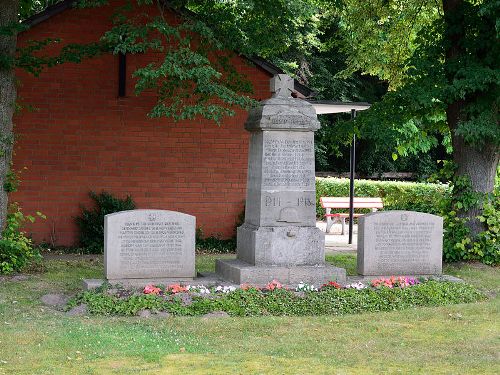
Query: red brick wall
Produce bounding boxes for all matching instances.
[12,2,271,246]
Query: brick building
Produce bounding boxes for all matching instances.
[12,1,309,246]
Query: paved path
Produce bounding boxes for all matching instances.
[316,221,358,254]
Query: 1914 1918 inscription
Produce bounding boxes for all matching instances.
[105,209,195,280]
[357,211,443,276]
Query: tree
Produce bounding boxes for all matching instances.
[0,0,326,232]
[0,0,20,233]
[4,0,497,244]
[334,0,499,237]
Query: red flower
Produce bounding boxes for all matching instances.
[240,283,252,290]
[167,284,188,294]
[322,281,341,289]
[143,284,161,295]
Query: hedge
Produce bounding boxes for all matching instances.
[316,178,450,217]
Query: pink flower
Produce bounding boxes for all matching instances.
[265,279,283,291]
[143,284,161,295]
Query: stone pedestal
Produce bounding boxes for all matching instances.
[217,74,346,285]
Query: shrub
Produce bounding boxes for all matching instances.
[195,228,236,253]
[316,177,450,217]
[443,190,499,265]
[68,280,485,317]
[0,204,44,274]
[75,191,135,253]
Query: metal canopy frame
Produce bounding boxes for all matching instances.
[307,100,371,244]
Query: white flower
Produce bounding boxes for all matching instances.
[295,282,318,292]
[345,282,367,290]
[186,285,210,294]
[215,285,236,293]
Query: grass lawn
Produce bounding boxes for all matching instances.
[0,253,498,374]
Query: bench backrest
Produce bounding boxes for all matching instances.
[320,197,384,209]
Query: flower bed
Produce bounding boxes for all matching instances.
[67,277,485,317]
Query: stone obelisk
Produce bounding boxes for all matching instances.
[216,74,346,285]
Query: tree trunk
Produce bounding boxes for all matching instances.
[451,132,500,235]
[0,0,20,232]
[444,0,500,237]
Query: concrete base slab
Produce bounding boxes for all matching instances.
[83,273,242,290]
[216,259,346,285]
[83,277,194,290]
[83,279,106,290]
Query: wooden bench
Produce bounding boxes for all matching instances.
[320,197,384,235]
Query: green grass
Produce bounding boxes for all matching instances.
[0,254,498,374]
[195,253,235,274]
[326,253,357,275]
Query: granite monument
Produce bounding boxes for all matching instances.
[216,74,346,285]
[104,209,196,282]
[357,210,443,276]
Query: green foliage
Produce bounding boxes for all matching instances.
[69,280,485,317]
[0,133,15,158]
[442,173,500,265]
[315,119,446,177]
[335,0,441,89]
[16,39,108,77]
[194,206,243,253]
[344,0,499,156]
[75,191,135,253]
[471,200,500,265]
[315,177,450,217]
[3,168,21,193]
[0,203,44,274]
[195,228,236,254]
[94,0,264,123]
[186,0,323,60]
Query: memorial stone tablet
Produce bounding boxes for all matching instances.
[104,209,195,280]
[358,211,443,276]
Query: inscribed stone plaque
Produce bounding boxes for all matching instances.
[358,211,443,275]
[244,131,317,228]
[104,210,195,280]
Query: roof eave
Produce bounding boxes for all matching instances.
[23,0,77,28]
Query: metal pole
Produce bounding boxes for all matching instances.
[348,109,356,244]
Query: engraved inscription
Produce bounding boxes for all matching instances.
[260,191,316,226]
[374,221,435,272]
[263,195,314,207]
[267,116,312,127]
[262,138,314,187]
[118,221,184,273]
[297,197,314,206]
[265,196,281,207]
